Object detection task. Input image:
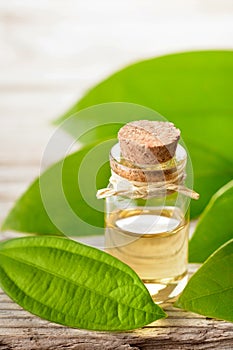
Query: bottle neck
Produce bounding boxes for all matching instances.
[96,143,199,200]
[108,170,184,198]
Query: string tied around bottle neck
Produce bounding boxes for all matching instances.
[96,171,199,200]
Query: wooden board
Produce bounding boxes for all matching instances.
[1,268,233,350]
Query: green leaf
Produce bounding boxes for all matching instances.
[175,239,233,322]
[2,103,189,236]
[55,51,233,217]
[0,236,166,330]
[2,141,114,236]
[189,180,233,263]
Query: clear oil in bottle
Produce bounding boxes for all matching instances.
[105,206,189,303]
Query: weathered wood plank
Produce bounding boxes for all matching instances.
[0,317,232,349]
[0,265,233,350]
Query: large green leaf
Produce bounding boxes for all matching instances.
[2,141,114,236]
[2,51,233,234]
[1,103,193,236]
[189,180,233,263]
[175,239,233,322]
[0,236,166,330]
[55,51,233,217]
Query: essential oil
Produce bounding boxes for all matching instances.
[105,207,189,303]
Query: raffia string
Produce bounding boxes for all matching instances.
[96,172,199,200]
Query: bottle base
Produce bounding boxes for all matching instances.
[143,272,188,304]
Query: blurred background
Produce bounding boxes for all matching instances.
[0,0,233,228]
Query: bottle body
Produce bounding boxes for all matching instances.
[105,193,189,303]
[104,143,191,304]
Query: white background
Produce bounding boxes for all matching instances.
[0,0,233,226]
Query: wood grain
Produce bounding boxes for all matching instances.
[0,266,233,350]
[0,288,233,350]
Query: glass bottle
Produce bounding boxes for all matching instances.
[101,142,194,304]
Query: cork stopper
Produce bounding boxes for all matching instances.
[118,120,180,165]
[96,120,199,200]
[110,120,182,183]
